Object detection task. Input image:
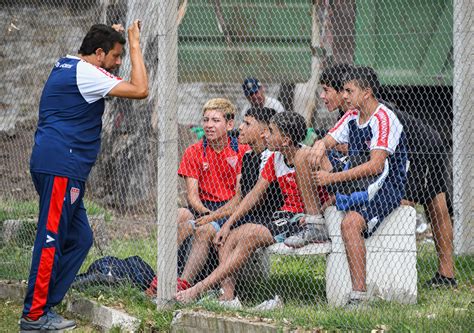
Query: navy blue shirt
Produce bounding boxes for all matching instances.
[328,105,408,200]
[30,56,122,181]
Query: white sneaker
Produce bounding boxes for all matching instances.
[346,290,369,310]
[253,295,283,311]
[218,297,242,309]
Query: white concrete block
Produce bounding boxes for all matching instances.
[266,242,332,255]
[256,206,417,307]
[325,205,417,306]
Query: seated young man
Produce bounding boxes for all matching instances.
[176,107,283,294]
[176,98,249,247]
[305,64,456,287]
[360,67,456,287]
[290,64,356,248]
[308,66,408,306]
[176,112,329,303]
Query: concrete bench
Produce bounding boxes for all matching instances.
[247,205,417,306]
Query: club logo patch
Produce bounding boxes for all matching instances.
[70,187,80,204]
[226,156,238,169]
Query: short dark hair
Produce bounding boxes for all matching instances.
[78,24,126,56]
[244,107,277,125]
[319,63,354,92]
[342,66,381,98]
[271,112,307,146]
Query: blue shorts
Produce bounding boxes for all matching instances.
[349,184,402,238]
[187,200,228,231]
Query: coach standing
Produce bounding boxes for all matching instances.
[20,20,148,331]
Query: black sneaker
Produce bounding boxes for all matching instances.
[425,272,457,288]
[19,312,76,332]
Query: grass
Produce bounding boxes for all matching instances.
[0,299,100,332]
[0,198,114,280]
[1,200,472,331]
[67,241,474,331]
[0,198,112,223]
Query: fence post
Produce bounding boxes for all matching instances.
[453,0,473,255]
[156,0,179,308]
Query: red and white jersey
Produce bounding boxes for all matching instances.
[261,151,304,213]
[328,105,404,154]
[178,138,250,202]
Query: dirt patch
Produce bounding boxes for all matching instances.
[0,119,36,202]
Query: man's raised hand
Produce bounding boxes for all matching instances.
[111,24,125,33]
[127,20,142,45]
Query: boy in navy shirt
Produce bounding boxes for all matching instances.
[22,22,148,331]
[310,67,407,306]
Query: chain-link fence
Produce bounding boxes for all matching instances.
[1,0,472,331]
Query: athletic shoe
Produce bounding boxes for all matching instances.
[145,277,192,296]
[253,295,283,311]
[177,277,191,291]
[284,215,329,248]
[424,272,458,288]
[47,310,76,327]
[19,312,76,332]
[217,297,242,309]
[345,290,369,311]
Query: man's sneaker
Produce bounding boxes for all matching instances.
[19,312,76,332]
[218,297,242,309]
[284,215,329,248]
[47,310,76,328]
[345,290,369,311]
[425,272,458,288]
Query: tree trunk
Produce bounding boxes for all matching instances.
[90,0,163,213]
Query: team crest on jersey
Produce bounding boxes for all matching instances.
[285,173,296,183]
[226,156,238,169]
[70,187,80,204]
[203,162,210,171]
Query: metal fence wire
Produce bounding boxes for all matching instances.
[1,0,472,331]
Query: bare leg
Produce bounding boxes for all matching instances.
[220,276,237,301]
[181,223,217,283]
[341,211,367,292]
[177,208,194,246]
[295,148,332,215]
[218,235,238,301]
[425,193,455,278]
[175,224,274,303]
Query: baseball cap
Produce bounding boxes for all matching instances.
[242,77,262,96]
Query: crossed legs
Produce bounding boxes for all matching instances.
[177,208,195,246]
[175,223,274,303]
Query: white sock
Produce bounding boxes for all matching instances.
[305,214,325,225]
[350,290,368,300]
